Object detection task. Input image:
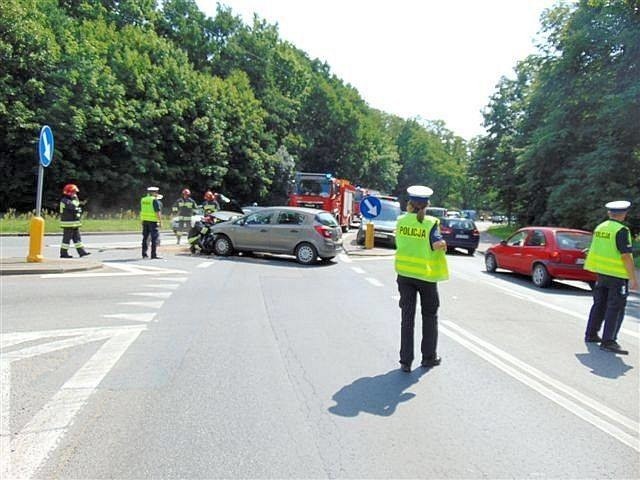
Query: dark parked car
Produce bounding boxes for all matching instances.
[356,198,402,247]
[484,226,597,288]
[210,206,342,264]
[440,218,480,255]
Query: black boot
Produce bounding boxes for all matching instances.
[60,249,73,258]
[78,249,91,257]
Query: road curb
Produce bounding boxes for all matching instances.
[0,258,103,276]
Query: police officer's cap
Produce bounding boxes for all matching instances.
[147,186,160,192]
[605,200,630,213]
[407,185,433,202]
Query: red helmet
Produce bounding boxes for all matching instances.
[63,184,79,196]
[182,188,191,197]
[204,190,214,201]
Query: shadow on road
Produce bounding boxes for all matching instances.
[480,270,593,297]
[328,367,430,417]
[575,343,634,379]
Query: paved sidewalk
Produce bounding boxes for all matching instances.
[0,257,103,275]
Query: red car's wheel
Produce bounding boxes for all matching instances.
[485,253,497,273]
[532,263,552,288]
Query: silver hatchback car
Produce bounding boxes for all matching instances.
[209,206,343,264]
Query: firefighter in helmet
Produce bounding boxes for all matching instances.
[59,183,90,258]
[202,190,220,215]
[171,188,198,244]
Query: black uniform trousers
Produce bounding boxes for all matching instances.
[61,227,83,250]
[397,274,440,366]
[585,274,629,342]
[142,221,160,257]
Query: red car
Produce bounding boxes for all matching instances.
[484,227,597,288]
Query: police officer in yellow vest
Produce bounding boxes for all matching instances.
[395,185,449,372]
[584,200,638,354]
[141,186,163,259]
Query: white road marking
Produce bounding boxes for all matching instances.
[366,277,384,287]
[103,313,157,323]
[197,262,214,268]
[117,301,164,309]
[451,269,639,340]
[42,263,188,279]
[128,292,172,299]
[338,253,352,263]
[441,320,639,452]
[142,283,180,290]
[157,277,188,283]
[351,267,366,274]
[1,325,146,479]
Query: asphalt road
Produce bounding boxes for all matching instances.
[1,233,639,478]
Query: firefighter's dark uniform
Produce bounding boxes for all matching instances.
[172,196,198,244]
[59,196,89,258]
[202,200,220,215]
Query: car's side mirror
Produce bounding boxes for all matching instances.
[500,240,507,245]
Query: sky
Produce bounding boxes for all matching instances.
[195,0,559,140]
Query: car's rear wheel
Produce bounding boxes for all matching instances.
[485,253,497,272]
[213,235,234,256]
[295,242,318,265]
[532,263,552,288]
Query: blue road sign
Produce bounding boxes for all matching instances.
[360,196,382,219]
[39,125,54,167]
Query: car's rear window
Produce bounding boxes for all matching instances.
[442,219,475,230]
[556,231,592,250]
[315,212,339,227]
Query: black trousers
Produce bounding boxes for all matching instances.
[142,221,159,257]
[61,227,83,250]
[585,274,629,342]
[397,275,440,365]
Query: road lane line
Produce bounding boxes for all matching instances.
[440,322,639,451]
[157,277,188,282]
[128,292,172,299]
[366,277,384,287]
[197,262,214,268]
[103,313,157,323]
[351,267,366,274]
[3,327,145,479]
[118,301,164,309]
[142,283,180,290]
[451,270,639,340]
[338,253,352,263]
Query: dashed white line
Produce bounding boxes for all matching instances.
[118,301,164,309]
[351,267,366,274]
[366,277,384,287]
[197,262,214,269]
[128,292,172,299]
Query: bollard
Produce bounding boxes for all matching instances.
[365,222,374,249]
[26,216,45,263]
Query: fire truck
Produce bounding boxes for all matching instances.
[287,172,356,231]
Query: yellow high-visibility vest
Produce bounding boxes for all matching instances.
[140,195,158,222]
[584,220,631,279]
[395,213,449,282]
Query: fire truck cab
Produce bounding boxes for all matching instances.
[288,172,355,232]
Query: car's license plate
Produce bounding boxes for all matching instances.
[455,234,469,239]
[576,258,585,265]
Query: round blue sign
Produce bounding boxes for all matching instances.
[39,125,54,167]
[360,196,382,219]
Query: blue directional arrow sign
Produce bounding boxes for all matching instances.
[360,196,382,219]
[38,125,54,167]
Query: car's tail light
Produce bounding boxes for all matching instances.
[472,229,480,236]
[314,225,333,238]
[440,226,452,234]
[550,251,560,262]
